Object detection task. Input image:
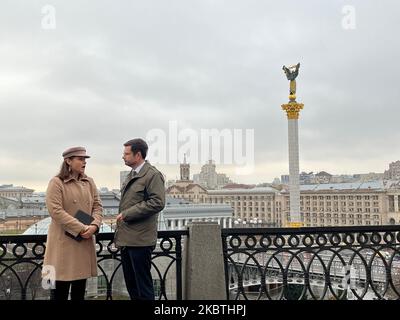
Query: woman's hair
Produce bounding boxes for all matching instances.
[56,158,73,180]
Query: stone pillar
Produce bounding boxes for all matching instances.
[395,195,399,212]
[222,218,227,229]
[178,219,183,229]
[183,222,226,300]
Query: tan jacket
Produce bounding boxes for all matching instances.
[114,161,165,247]
[43,175,103,281]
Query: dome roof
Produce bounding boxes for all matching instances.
[23,217,112,235]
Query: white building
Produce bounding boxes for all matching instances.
[158,197,233,230]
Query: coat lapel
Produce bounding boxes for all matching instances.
[121,162,151,197]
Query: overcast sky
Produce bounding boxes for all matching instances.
[1,0,400,191]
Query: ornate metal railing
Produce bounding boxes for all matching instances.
[222,225,400,300]
[0,231,188,300]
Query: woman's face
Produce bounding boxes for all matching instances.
[66,157,87,175]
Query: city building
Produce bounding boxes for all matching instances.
[0,184,34,198]
[193,160,232,190]
[384,161,400,180]
[158,197,233,230]
[166,178,400,227]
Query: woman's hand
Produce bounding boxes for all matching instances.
[80,225,97,239]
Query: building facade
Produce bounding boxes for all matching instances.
[384,161,400,180]
[0,185,34,198]
[166,180,400,227]
[193,160,232,190]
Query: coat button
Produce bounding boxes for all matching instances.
[73,200,77,203]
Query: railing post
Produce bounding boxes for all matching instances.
[221,233,230,300]
[183,222,227,300]
[175,234,183,300]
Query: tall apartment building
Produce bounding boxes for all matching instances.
[193,160,232,190]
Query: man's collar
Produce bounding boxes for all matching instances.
[132,160,146,174]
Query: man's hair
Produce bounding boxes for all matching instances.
[124,138,148,159]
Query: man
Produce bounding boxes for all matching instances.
[114,138,165,300]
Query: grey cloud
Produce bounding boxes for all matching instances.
[1,0,400,189]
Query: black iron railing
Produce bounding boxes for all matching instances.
[222,225,400,300]
[0,231,188,300]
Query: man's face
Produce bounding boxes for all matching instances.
[123,146,140,168]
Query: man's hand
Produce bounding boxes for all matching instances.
[116,213,124,223]
[80,225,97,239]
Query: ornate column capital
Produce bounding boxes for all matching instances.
[281,102,304,120]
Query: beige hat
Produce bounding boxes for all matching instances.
[62,146,91,159]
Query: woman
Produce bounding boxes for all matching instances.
[43,146,103,300]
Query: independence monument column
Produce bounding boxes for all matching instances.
[281,63,304,227]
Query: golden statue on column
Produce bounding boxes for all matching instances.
[282,63,304,119]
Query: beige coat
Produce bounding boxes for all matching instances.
[114,161,165,247]
[43,175,103,281]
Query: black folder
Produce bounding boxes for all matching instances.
[65,210,95,241]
